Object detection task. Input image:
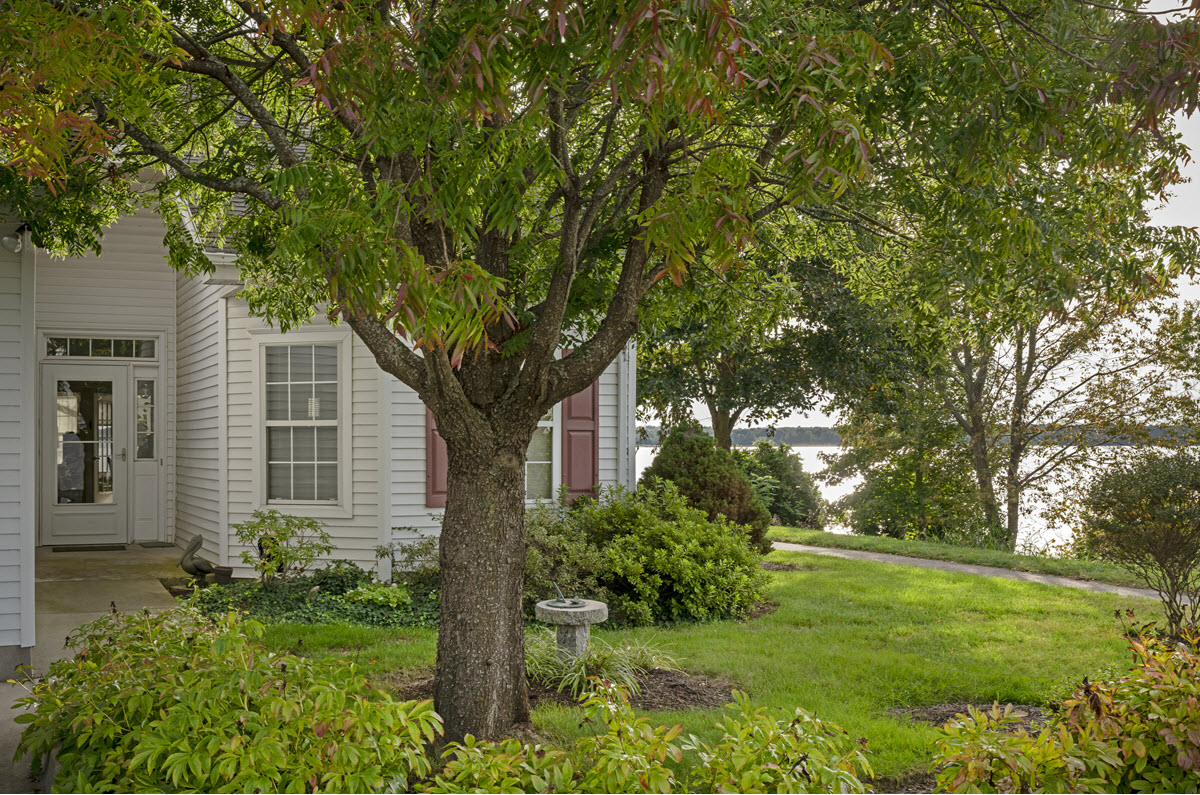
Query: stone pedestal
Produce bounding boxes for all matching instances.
[534,599,608,658]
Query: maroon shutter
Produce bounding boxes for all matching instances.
[562,379,600,500]
[425,408,448,508]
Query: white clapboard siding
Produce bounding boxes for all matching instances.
[224,301,381,572]
[35,212,178,543]
[0,222,30,647]
[386,357,626,544]
[174,274,225,561]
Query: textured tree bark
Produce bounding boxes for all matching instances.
[434,432,532,744]
[710,408,735,451]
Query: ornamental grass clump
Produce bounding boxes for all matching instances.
[524,630,679,695]
[13,607,439,794]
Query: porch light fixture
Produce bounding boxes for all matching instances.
[1,224,28,254]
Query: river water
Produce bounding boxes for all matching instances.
[635,445,1072,546]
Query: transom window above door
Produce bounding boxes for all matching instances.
[46,336,157,360]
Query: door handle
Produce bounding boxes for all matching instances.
[119,448,127,462]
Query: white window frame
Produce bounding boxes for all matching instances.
[251,329,353,518]
[525,403,561,504]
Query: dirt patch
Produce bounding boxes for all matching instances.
[889,702,1048,733]
[744,600,780,620]
[869,772,938,793]
[387,668,733,712]
[761,561,800,571]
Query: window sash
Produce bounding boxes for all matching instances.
[264,343,341,504]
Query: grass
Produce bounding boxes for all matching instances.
[769,526,1146,589]
[261,550,1155,779]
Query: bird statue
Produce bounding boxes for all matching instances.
[179,536,216,584]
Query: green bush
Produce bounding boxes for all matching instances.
[933,635,1200,793]
[232,508,334,582]
[417,683,871,794]
[1081,451,1200,636]
[734,440,826,530]
[525,483,768,626]
[309,559,372,595]
[640,424,771,551]
[13,608,439,793]
[342,581,412,608]
[524,630,678,696]
[377,532,440,593]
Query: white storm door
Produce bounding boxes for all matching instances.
[40,364,130,545]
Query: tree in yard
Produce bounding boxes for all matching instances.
[3,0,1199,741]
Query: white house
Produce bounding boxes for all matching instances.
[0,212,638,672]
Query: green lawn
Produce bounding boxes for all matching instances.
[769,526,1145,589]
[262,550,1153,780]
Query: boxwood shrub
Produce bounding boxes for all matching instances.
[525,482,768,626]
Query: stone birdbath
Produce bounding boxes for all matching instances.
[534,591,608,658]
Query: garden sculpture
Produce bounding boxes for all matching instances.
[178,535,215,584]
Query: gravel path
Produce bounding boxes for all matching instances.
[772,541,1164,601]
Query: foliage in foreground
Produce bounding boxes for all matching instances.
[417,684,872,794]
[525,482,768,626]
[524,630,679,696]
[13,609,439,793]
[640,424,772,551]
[1081,450,1200,636]
[934,634,1200,793]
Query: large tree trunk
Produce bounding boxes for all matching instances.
[435,432,531,744]
[710,407,735,451]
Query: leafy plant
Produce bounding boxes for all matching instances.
[419,682,870,794]
[524,483,768,627]
[187,577,438,629]
[378,532,440,592]
[1080,451,1200,636]
[686,691,873,793]
[309,559,372,595]
[640,424,772,551]
[232,509,334,582]
[12,608,440,793]
[523,631,678,696]
[934,634,1200,793]
[341,582,412,608]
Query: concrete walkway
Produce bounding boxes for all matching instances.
[0,545,181,793]
[773,541,1162,601]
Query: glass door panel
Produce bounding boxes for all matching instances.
[55,380,116,504]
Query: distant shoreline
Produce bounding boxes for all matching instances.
[637,426,841,447]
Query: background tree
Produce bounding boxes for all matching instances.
[3,0,1199,740]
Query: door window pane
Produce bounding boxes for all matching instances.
[55,380,115,504]
[136,380,155,459]
[68,338,90,356]
[113,339,134,357]
[46,337,155,359]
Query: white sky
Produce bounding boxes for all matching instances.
[685,110,1200,429]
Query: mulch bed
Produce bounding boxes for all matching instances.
[390,668,733,712]
[760,561,801,571]
[869,772,938,794]
[744,600,780,620]
[889,702,1048,733]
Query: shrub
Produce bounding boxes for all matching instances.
[13,608,439,793]
[640,424,771,551]
[188,576,438,628]
[734,440,826,530]
[417,683,871,794]
[525,483,768,626]
[524,630,678,696]
[377,532,440,592]
[309,559,372,595]
[1081,451,1200,636]
[232,508,334,582]
[933,635,1200,793]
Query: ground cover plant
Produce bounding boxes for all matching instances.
[768,527,1145,588]
[269,550,1151,779]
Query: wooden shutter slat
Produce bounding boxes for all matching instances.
[425,408,448,508]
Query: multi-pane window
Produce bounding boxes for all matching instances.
[525,408,554,500]
[46,337,156,359]
[265,344,339,502]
